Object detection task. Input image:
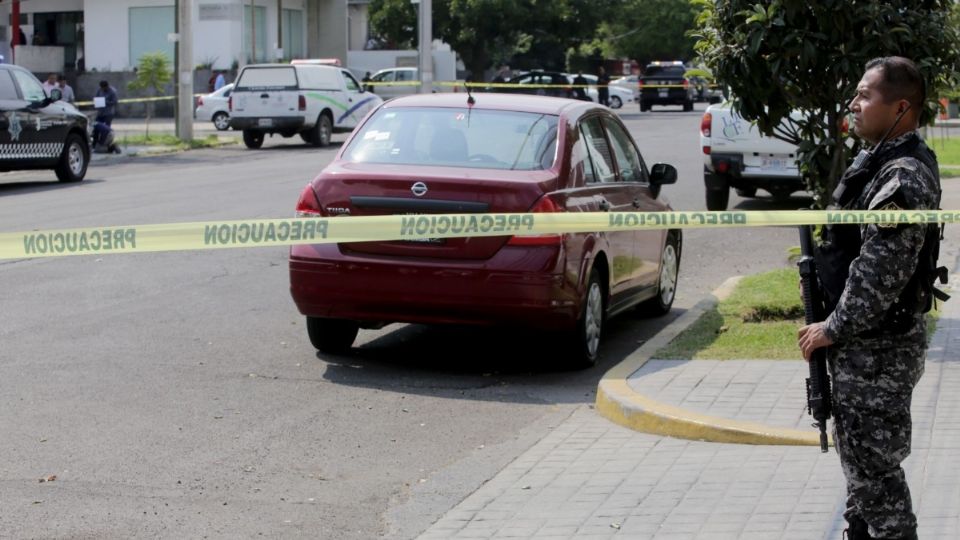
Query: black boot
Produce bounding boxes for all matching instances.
[843,515,871,540]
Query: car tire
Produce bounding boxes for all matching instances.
[639,232,680,316]
[55,133,88,183]
[212,112,230,131]
[640,101,651,112]
[683,100,694,112]
[242,129,264,149]
[609,95,623,109]
[300,131,315,144]
[735,187,757,198]
[306,317,359,354]
[311,114,333,147]
[569,271,605,368]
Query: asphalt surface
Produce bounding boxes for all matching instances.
[0,103,816,538]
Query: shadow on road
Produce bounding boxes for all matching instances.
[0,178,104,196]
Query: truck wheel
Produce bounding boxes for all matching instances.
[638,232,680,316]
[310,114,332,147]
[640,101,651,112]
[735,187,757,198]
[706,188,729,211]
[306,317,359,354]
[242,129,264,149]
[568,271,605,368]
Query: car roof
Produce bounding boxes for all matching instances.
[381,92,594,116]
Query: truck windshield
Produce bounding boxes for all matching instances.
[343,107,559,170]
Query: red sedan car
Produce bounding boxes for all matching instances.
[289,93,680,367]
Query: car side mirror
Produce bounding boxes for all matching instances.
[650,163,677,185]
[49,88,62,102]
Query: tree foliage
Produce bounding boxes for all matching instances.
[592,0,699,65]
[367,0,618,79]
[694,0,960,205]
[128,52,173,137]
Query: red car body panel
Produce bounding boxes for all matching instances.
[289,93,674,332]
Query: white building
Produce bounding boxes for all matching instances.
[0,0,348,72]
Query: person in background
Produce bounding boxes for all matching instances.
[41,73,58,96]
[596,66,610,107]
[214,71,226,91]
[95,80,118,125]
[572,71,589,101]
[57,75,75,104]
[361,71,372,93]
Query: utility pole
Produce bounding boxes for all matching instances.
[12,0,20,64]
[417,0,432,94]
[177,0,194,140]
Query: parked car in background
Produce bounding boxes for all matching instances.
[0,64,89,182]
[566,74,635,109]
[289,93,681,367]
[229,63,382,149]
[610,74,640,101]
[501,71,574,98]
[194,83,233,131]
[700,101,803,210]
[639,61,696,112]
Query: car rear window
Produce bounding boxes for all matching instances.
[644,65,686,78]
[235,67,298,90]
[343,107,559,170]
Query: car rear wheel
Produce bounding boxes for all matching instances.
[609,95,623,109]
[639,232,680,316]
[570,271,605,368]
[55,133,88,183]
[242,129,264,149]
[306,317,359,354]
[640,101,651,112]
[212,112,230,131]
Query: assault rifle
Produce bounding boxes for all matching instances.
[798,225,832,452]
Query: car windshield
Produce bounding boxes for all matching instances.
[343,107,559,170]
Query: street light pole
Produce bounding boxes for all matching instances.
[177,0,194,140]
[417,0,432,94]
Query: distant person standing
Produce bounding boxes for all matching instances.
[95,80,118,125]
[572,71,589,101]
[596,66,610,107]
[214,71,226,91]
[57,75,75,104]
[41,73,58,96]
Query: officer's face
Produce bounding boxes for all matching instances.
[849,68,907,145]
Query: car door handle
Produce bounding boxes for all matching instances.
[260,93,269,99]
[598,199,611,212]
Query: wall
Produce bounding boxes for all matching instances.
[0,0,84,67]
[308,0,346,65]
[15,46,65,73]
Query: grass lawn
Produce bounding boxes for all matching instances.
[117,134,226,150]
[656,267,943,360]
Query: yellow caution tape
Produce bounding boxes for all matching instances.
[2,210,959,261]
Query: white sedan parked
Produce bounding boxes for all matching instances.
[194,83,233,131]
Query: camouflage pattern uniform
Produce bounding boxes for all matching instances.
[822,132,940,539]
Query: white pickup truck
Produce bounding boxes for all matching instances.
[699,102,803,210]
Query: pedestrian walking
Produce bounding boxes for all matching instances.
[214,71,226,91]
[572,71,589,101]
[798,56,943,540]
[41,73,58,97]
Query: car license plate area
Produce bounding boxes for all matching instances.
[658,88,668,98]
[258,118,273,127]
[761,157,788,170]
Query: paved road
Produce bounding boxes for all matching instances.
[0,104,814,538]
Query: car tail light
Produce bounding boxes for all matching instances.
[228,96,232,112]
[298,95,307,111]
[197,96,204,107]
[508,196,563,246]
[683,78,691,89]
[701,112,712,137]
[295,184,323,217]
[716,160,729,174]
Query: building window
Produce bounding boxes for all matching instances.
[281,9,303,60]
[242,5,267,63]
[129,7,174,68]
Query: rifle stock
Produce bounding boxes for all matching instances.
[798,225,832,452]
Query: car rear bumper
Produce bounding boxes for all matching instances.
[641,89,692,104]
[289,243,580,329]
[229,116,305,131]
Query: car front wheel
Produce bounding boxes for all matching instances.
[306,317,359,354]
[609,95,623,109]
[56,133,88,183]
[212,112,230,131]
[639,232,680,316]
[311,114,332,147]
[569,271,605,368]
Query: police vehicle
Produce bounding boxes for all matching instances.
[639,61,697,112]
[0,64,89,182]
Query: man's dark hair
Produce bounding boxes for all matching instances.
[99,80,109,88]
[865,56,925,111]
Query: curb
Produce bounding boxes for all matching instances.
[595,276,824,446]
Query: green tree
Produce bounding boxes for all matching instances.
[592,0,699,65]
[694,0,960,205]
[367,0,418,49]
[127,52,173,137]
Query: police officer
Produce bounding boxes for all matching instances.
[799,56,941,540]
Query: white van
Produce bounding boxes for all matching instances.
[229,64,383,149]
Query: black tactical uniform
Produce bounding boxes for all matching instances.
[817,131,940,539]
